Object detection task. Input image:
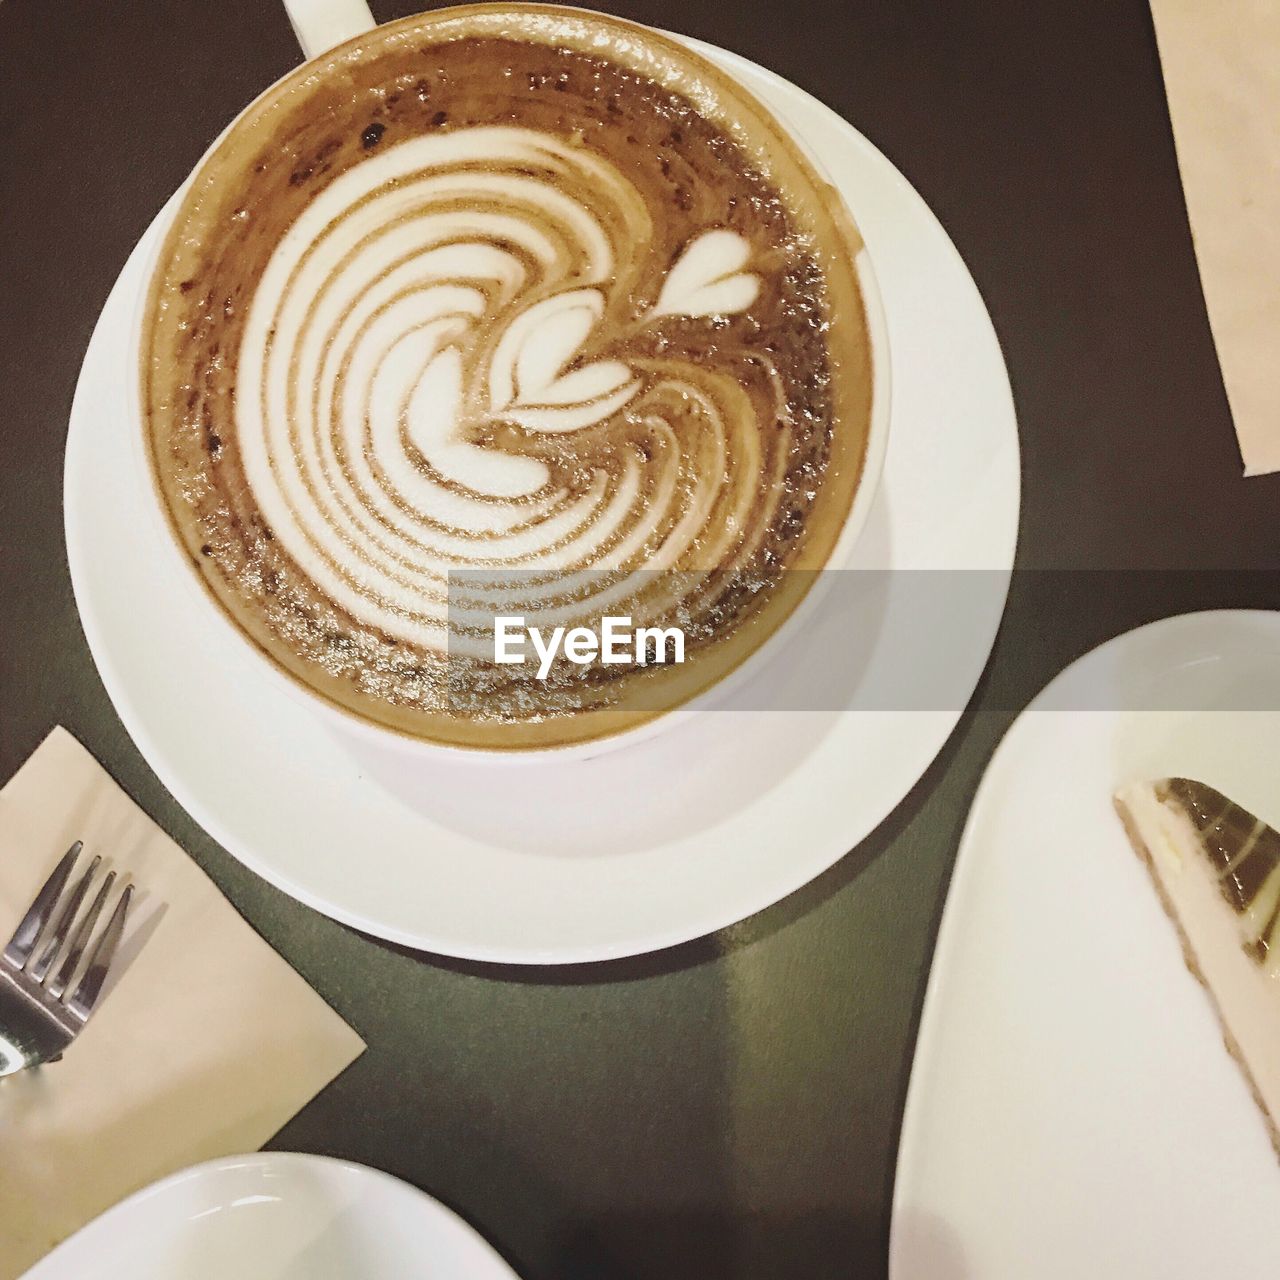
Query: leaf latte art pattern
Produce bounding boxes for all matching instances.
[238,128,777,654]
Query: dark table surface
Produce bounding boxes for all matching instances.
[2,1,1279,1276]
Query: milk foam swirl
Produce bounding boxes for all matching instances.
[236,126,780,654]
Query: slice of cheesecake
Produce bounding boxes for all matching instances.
[1114,778,1280,1153]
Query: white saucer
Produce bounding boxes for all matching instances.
[891,610,1280,1280]
[63,42,1020,963]
[22,1152,517,1280]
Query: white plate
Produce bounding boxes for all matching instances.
[63,41,1019,962]
[891,610,1280,1280]
[21,1152,517,1280]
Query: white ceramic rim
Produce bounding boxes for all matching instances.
[24,1150,519,1278]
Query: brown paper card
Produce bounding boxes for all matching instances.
[1152,0,1280,474]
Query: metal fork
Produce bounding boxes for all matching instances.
[0,842,133,1077]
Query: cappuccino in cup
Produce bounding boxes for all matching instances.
[141,4,880,751]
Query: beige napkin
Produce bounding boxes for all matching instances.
[1151,0,1280,475]
[0,727,365,1279]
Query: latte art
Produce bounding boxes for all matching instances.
[142,8,876,749]
[240,128,773,655]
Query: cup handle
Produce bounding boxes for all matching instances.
[281,0,377,59]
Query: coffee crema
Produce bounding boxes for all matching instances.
[141,4,875,749]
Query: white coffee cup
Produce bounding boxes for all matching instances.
[131,2,891,764]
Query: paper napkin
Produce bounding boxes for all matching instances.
[1151,0,1280,475]
[0,727,365,1279]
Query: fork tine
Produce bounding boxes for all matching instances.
[65,883,132,1022]
[2,842,82,968]
[46,869,114,1000]
[29,854,101,984]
